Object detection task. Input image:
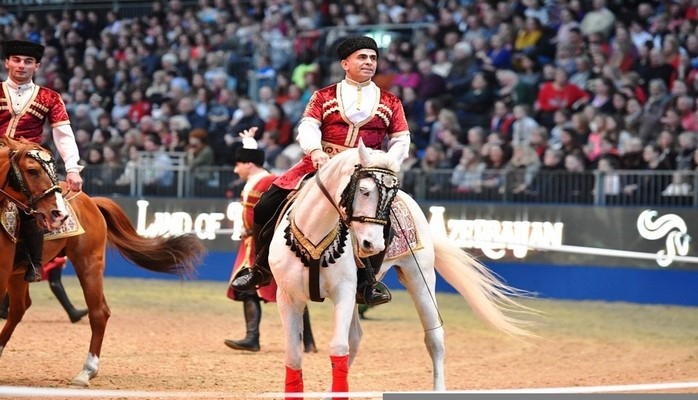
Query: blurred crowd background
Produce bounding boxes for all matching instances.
[3,0,698,204]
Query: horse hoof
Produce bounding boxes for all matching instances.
[70,370,93,387]
[69,378,89,387]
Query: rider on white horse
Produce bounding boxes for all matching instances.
[231,36,411,306]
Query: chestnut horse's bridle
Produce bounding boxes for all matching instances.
[0,147,62,216]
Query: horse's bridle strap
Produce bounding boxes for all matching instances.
[315,172,349,226]
[0,186,31,214]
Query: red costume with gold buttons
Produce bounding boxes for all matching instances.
[274,82,409,190]
[0,85,70,142]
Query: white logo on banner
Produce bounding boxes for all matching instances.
[636,210,692,267]
[428,206,563,259]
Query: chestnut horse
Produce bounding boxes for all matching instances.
[0,142,207,387]
[0,137,68,298]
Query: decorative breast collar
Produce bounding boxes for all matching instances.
[284,215,349,269]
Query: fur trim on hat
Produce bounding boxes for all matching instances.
[3,40,45,61]
[336,36,379,60]
[235,147,265,166]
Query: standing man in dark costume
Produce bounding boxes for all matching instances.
[231,36,411,305]
[0,40,83,282]
[225,128,316,352]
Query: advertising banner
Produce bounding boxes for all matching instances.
[126,198,697,271]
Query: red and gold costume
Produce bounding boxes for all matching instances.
[0,84,70,142]
[0,80,82,173]
[275,81,410,190]
[227,171,278,302]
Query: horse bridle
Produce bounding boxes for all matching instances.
[315,164,400,227]
[0,148,62,216]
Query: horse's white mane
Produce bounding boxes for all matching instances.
[290,147,399,218]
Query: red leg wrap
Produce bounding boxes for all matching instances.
[330,354,349,399]
[285,366,303,399]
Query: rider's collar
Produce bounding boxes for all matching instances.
[343,78,372,88]
[5,79,34,92]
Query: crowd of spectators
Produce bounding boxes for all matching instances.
[3,0,698,202]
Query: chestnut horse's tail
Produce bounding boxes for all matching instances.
[92,197,206,278]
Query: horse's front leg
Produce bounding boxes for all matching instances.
[0,273,29,358]
[67,250,110,387]
[322,306,362,400]
[277,289,306,398]
[327,283,357,400]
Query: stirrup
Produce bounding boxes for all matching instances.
[24,264,41,283]
[356,282,391,306]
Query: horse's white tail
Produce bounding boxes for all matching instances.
[433,238,537,338]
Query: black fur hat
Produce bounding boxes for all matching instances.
[336,36,379,61]
[3,40,45,61]
[235,147,265,166]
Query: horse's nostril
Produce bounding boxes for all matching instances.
[52,210,66,220]
[362,240,372,250]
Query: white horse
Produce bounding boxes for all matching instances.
[269,141,534,398]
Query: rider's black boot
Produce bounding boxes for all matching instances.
[47,266,88,323]
[302,306,317,353]
[20,218,44,283]
[231,223,273,292]
[224,298,261,352]
[355,260,391,306]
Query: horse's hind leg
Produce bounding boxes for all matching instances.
[0,274,30,357]
[394,262,446,391]
[277,290,305,396]
[347,307,363,367]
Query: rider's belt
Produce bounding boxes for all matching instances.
[320,141,350,158]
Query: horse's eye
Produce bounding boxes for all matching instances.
[27,167,40,177]
[359,186,370,196]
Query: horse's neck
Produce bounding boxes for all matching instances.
[291,184,342,243]
[0,148,11,186]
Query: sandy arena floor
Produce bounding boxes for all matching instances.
[1,277,697,399]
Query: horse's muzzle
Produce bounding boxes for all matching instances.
[358,238,385,257]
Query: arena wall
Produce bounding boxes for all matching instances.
[67,197,698,306]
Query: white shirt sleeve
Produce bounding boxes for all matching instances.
[53,124,84,173]
[296,118,323,155]
[387,134,410,166]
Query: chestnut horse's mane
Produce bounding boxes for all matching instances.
[0,136,44,159]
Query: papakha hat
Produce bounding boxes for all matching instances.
[235,132,265,166]
[336,36,379,61]
[3,40,45,61]
[235,147,265,166]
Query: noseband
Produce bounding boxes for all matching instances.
[316,163,399,227]
[1,148,62,215]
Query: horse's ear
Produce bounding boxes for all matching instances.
[358,139,371,165]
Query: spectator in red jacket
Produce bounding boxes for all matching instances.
[535,67,590,129]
